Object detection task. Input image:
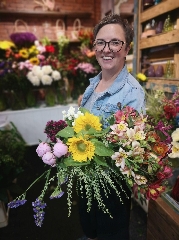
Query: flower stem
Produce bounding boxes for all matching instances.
[25,169,50,192]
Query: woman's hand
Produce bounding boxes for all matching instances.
[78,94,83,106]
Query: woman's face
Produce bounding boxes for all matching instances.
[94,24,130,72]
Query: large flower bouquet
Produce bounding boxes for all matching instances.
[145,89,179,129]
[57,28,100,100]
[7,105,173,227]
[0,37,64,110]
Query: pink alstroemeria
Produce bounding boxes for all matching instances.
[75,62,96,74]
[36,142,51,157]
[111,150,126,169]
[53,139,68,158]
[156,164,173,180]
[37,54,45,60]
[124,106,137,118]
[34,40,46,54]
[121,166,133,178]
[133,174,148,186]
[18,60,33,70]
[42,152,56,167]
[114,110,126,123]
[110,122,128,138]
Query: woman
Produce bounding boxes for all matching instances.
[77,14,145,240]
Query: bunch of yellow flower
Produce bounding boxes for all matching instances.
[136,72,147,82]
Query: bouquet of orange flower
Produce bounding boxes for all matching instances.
[7,105,173,227]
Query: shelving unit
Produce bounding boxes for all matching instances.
[137,0,179,93]
[0,10,92,18]
[0,6,93,42]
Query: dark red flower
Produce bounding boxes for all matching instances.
[146,183,165,200]
[44,120,67,142]
[171,177,179,202]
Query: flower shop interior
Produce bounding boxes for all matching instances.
[0,0,179,239]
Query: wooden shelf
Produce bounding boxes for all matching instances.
[140,30,179,49]
[140,0,179,23]
[147,197,179,240]
[137,0,179,92]
[0,10,92,18]
[145,77,179,93]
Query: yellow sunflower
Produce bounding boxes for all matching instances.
[19,48,29,59]
[29,57,40,65]
[73,112,102,133]
[67,136,95,162]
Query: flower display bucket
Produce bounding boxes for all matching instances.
[0,201,9,228]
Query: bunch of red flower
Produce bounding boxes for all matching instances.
[78,28,94,46]
[44,120,67,142]
[59,58,80,76]
[162,91,179,121]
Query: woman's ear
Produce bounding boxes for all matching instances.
[125,46,131,56]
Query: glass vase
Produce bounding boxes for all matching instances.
[45,88,56,107]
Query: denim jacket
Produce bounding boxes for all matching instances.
[81,65,146,126]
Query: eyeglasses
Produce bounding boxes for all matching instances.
[93,39,125,52]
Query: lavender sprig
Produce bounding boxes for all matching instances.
[8,197,27,208]
[32,198,47,227]
[7,170,50,209]
[50,187,64,199]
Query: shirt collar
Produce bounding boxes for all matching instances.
[89,65,128,95]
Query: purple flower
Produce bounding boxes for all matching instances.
[10,32,37,48]
[32,198,46,227]
[50,190,64,199]
[155,120,172,144]
[36,142,51,157]
[8,199,27,208]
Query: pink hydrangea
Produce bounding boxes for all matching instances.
[53,139,68,158]
[42,152,56,167]
[36,142,51,157]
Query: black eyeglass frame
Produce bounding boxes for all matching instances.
[93,39,125,52]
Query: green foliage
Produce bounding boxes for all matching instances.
[0,122,26,202]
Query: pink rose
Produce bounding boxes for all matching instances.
[42,152,56,167]
[36,142,51,157]
[53,140,68,158]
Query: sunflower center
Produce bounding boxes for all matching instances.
[85,124,91,131]
[77,141,87,152]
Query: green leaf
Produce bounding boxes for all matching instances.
[63,156,91,166]
[78,107,90,114]
[91,139,114,156]
[93,155,108,167]
[56,126,74,138]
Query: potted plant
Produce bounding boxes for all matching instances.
[0,121,26,227]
